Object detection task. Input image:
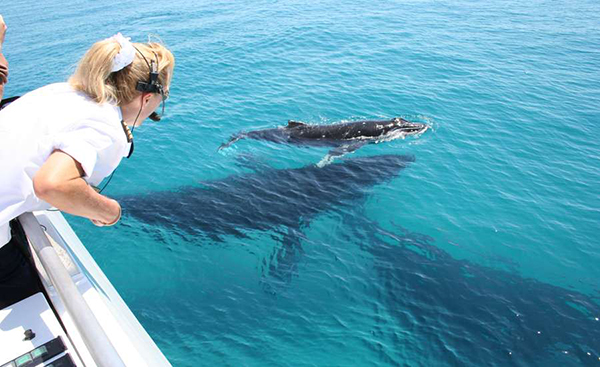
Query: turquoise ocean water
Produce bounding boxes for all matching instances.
[2,0,599,365]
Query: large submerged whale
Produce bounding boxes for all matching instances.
[219,118,429,164]
[119,154,415,284]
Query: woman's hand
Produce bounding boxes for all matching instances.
[90,200,121,226]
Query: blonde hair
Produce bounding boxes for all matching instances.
[69,38,175,105]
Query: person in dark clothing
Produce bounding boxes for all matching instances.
[0,221,43,309]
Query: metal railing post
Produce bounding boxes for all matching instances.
[18,213,126,367]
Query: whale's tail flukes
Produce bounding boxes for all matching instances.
[218,134,246,151]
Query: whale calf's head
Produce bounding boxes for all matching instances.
[390,117,429,136]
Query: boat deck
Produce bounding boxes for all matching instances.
[0,211,171,367]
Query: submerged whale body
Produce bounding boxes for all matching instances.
[121,154,415,239]
[219,118,429,162]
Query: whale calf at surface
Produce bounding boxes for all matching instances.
[219,118,429,164]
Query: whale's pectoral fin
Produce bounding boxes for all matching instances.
[328,141,367,157]
[218,133,245,151]
[260,227,305,294]
[287,120,306,128]
[317,142,367,167]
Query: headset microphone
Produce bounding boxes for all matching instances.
[149,111,161,121]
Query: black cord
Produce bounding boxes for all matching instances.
[96,170,117,194]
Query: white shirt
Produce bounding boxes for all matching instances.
[0,83,131,247]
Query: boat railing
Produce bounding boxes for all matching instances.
[18,212,126,367]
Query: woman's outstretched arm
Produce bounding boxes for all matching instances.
[33,150,122,226]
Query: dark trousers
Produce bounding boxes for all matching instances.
[0,220,43,309]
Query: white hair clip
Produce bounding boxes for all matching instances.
[108,33,136,73]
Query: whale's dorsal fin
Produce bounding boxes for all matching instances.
[287,120,306,128]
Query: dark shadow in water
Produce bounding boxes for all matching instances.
[119,154,415,291]
[342,216,600,366]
